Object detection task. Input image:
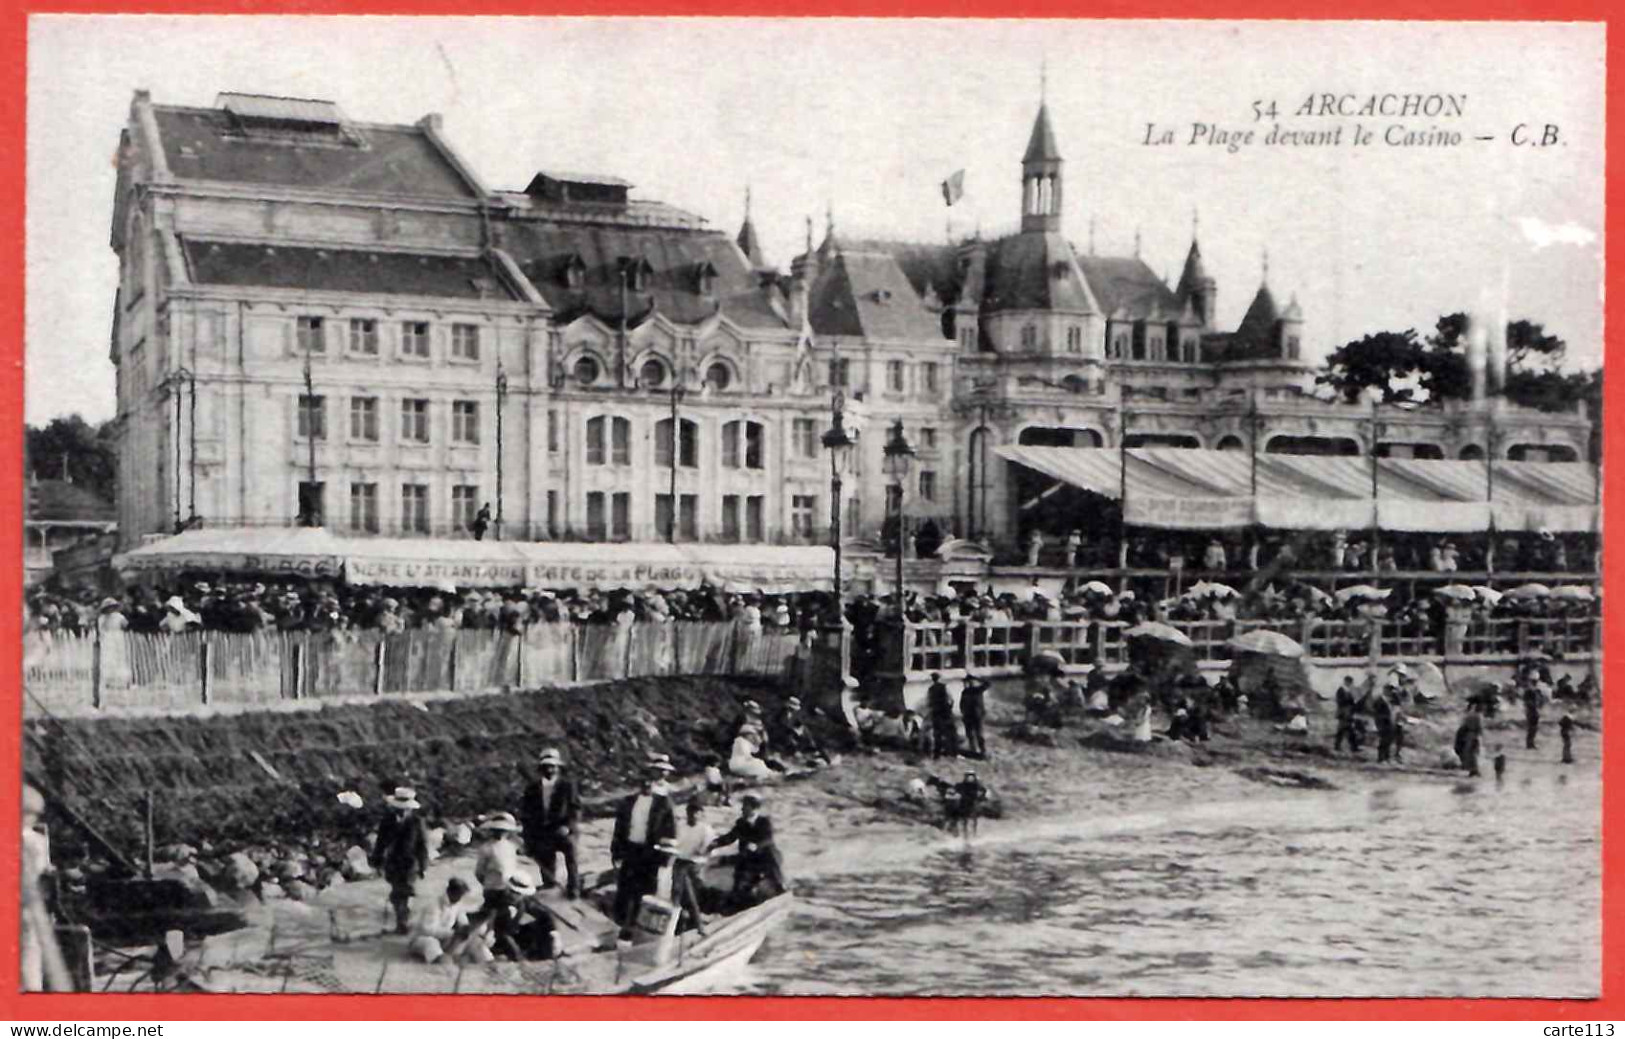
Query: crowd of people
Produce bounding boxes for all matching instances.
[367,746,788,967]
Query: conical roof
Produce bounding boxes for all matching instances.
[1175,239,1210,298]
[1023,103,1062,163]
[1237,283,1280,341]
[736,216,765,268]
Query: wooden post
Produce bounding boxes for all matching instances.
[447,633,459,693]
[91,630,103,711]
[514,631,525,689]
[671,623,684,677]
[291,640,306,701]
[570,626,580,683]
[199,639,212,705]
[622,625,635,679]
[143,790,155,880]
[374,639,386,696]
[1516,620,1530,658]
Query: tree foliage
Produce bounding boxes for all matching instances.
[1315,329,1427,403]
[25,414,118,505]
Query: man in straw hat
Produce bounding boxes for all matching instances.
[370,786,430,934]
[473,811,523,897]
[611,755,678,939]
[520,747,581,899]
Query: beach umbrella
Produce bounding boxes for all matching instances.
[1550,585,1594,601]
[1472,586,1504,606]
[1506,583,1552,599]
[1334,585,1391,604]
[1433,584,1477,602]
[1409,661,1447,701]
[1123,621,1194,647]
[1188,581,1240,600]
[1294,585,1332,604]
[1025,649,1066,675]
[1080,580,1114,596]
[1228,629,1305,658]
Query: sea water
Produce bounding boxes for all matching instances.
[740,766,1600,997]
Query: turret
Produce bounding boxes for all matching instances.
[1020,103,1063,233]
[1175,238,1218,331]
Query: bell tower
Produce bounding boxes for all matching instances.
[1021,101,1063,233]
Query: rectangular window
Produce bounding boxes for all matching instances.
[919,470,937,502]
[1149,335,1164,361]
[297,481,325,527]
[452,400,480,445]
[451,485,479,530]
[722,422,739,468]
[400,483,429,534]
[829,358,849,388]
[296,316,326,355]
[348,318,378,356]
[745,495,764,543]
[349,397,379,442]
[656,419,698,469]
[846,497,860,537]
[1131,330,1146,361]
[744,421,763,470]
[886,360,905,392]
[919,427,937,451]
[793,418,818,459]
[297,394,326,441]
[959,326,976,351]
[611,492,630,539]
[586,492,606,539]
[348,482,378,533]
[611,417,631,466]
[586,416,605,465]
[655,494,700,541]
[1066,326,1083,354]
[400,321,430,359]
[400,399,430,443]
[922,362,939,394]
[791,494,816,538]
[721,495,741,542]
[547,410,560,453]
[451,323,481,361]
[546,490,559,538]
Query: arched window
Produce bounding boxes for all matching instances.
[722,419,765,470]
[1020,324,1038,350]
[1216,435,1245,452]
[573,355,601,387]
[640,358,667,389]
[1459,444,1485,461]
[655,417,699,468]
[585,415,631,466]
[706,361,733,392]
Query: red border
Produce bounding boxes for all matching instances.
[1,0,1619,1020]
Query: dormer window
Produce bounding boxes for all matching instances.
[562,254,586,290]
[1286,335,1301,360]
[695,260,719,297]
[1020,324,1038,350]
[618,256,654,292]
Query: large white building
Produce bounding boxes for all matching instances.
[108,90,1591,561]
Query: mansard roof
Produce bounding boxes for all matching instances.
[181,239,525,301]
[1076,254,1179,321]
[807,250,947,341]
[148,104,482,199]
[500,221,788,330]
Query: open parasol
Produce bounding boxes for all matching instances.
[1187,581,1241,600]
[1228,629,1305,658]
[1550,585,1594,601]
[1506,583,1552,599]
[1025,649,1066,675]
[1080,580,1114,596]
[1433,584,1477,602]
[1123,621,1194,647]
[1334,584,1391,604]
[1472,585,1504,606]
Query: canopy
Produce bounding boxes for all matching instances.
[114,526,346,578]
[997,446,1599,533]
[116,530,838,593]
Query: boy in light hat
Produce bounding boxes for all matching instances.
[520,747,580,898]
[371,786,430,934]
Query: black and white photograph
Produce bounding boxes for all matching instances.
[19,16,1603,998]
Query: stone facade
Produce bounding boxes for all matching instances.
[107,90,1591,554]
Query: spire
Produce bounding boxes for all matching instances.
[1040,55,1047,102]
[1133,227,1141,258]
[735,184,765,269]
[1176,238,1209,297]
[1088,215,1096,255]
[804,214,813,255]
[1023,103,1062,163]
[1261,246,1270,286]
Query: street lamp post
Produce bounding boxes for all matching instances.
[882,418,916,613]
[821,392,857,618]
[668,372,687,543]
[301,350,318,527]
[495,363,508,541]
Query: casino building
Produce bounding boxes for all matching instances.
[107,89,1592,573]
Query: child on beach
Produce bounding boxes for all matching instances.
[1493,744,1507,782]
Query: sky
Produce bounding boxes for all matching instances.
[25,16,1605,425]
